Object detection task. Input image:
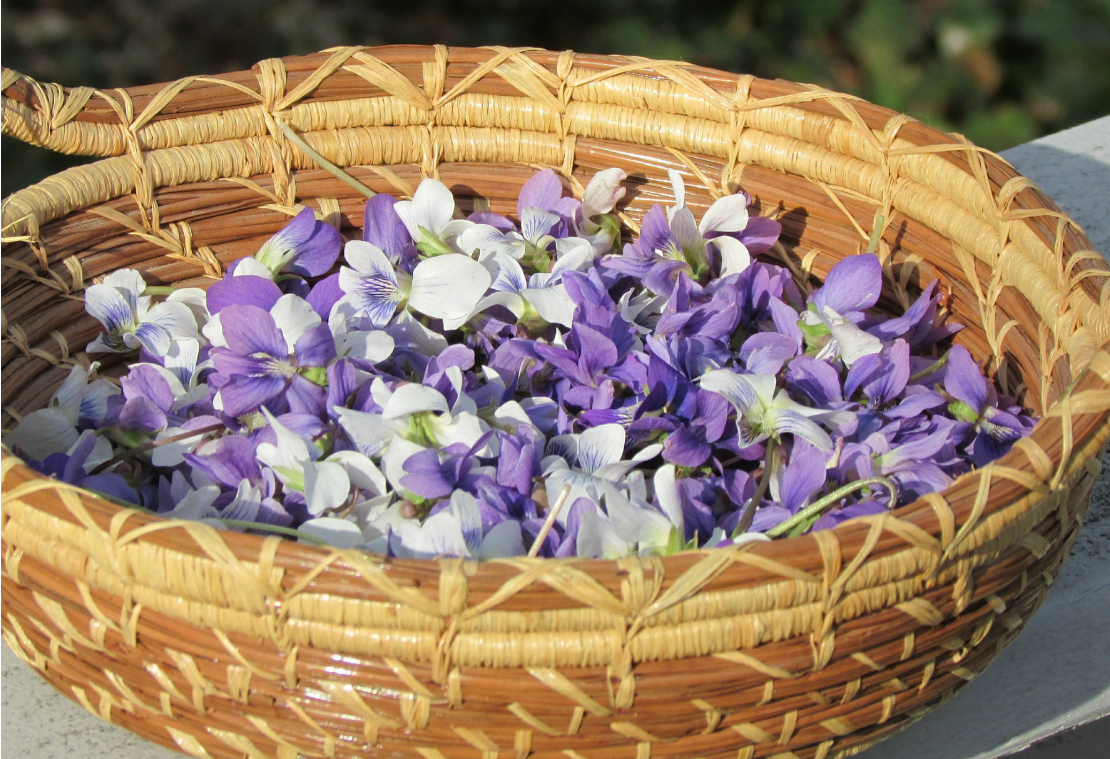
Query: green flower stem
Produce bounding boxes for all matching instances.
[143,285,177,296]
[217,519,329,545]
[89,423,225,475]
[765,476,897,539]
[907,351,950,384]
[734,440,777,536]
[866,214,885,255]
[277,121,375,199]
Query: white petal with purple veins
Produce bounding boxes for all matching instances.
[84,283,136,335]
[344,241,397,279]
[576,424,625,474]
[335,407,401,458]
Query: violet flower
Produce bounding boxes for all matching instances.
[210,299,335,418]
[944,345,1033,465]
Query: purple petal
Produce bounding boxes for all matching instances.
[285,220,341,277]
[286,375,327,417]
[737,216,782,254]
[121,365,175,410]
[364,194,415,260]
[401,449,455,499]
[184,436,261,489]
[780,442,828,512]
[740,332,799,375]
[119,396,168,431]
[220,305,288,358]
[306,273,344,320]
[749,505,792,533]
[519,169,565,214]
[810,254,883,315]
[639,204,675,258]
[79,474,139,505]
[663,426,712,467]
[786,357,843,406]
[863,340,909,404]
[293,324,337,367]
[206,275,283,315]
[220,374,286,417]
[944,345,989,412]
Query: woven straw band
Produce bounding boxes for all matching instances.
[2,45,1109,759]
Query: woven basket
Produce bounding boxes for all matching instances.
[2,45,1109,759]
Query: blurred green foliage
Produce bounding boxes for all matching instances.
[3,0,1109,196]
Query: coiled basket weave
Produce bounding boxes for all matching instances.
[2,45,1109,759]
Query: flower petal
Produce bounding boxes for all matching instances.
[713,235,751,278]
[220,305,288,358]
[577,424,626,474]
[699,370,770,413]
[4,408,78,461]
[383,383,450,419]
[220,374,286,417]
[944,345,989,412]
[132,321,173,356]
[84,283,135,333]
[478,520,525,559]
[811,254,883,314]
[700,193,750,234]
[408,254,492,321]
[344,240,398,281]
[829,321,883,367]
[304,461,350,516]
[271,294,322,351]
[521,285,577,327]
[394,178,456,241]
[206,275,283,315]
[519,168,565,214]
[768,408,834,450]
[364,194,414,259]
[581,168,627,218]
[299,517,364,548]
[336,407,398,457]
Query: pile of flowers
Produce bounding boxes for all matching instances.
[3,168,1037,559]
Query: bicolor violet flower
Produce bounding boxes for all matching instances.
[699,370,834,450]
[336,240,491,329]
[85,270,199,356]
[232,207,341,280]
[944,345,1032,465]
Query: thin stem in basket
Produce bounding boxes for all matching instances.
[277,121,376,199]
[528,484,572,558]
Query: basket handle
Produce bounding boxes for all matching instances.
[3,47,387,158]
[2,64,274,158]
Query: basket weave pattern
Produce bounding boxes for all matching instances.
[2,45,1109,759]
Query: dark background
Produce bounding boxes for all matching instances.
[3,0,1109,197]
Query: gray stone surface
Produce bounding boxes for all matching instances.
[2,117,1108,759]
